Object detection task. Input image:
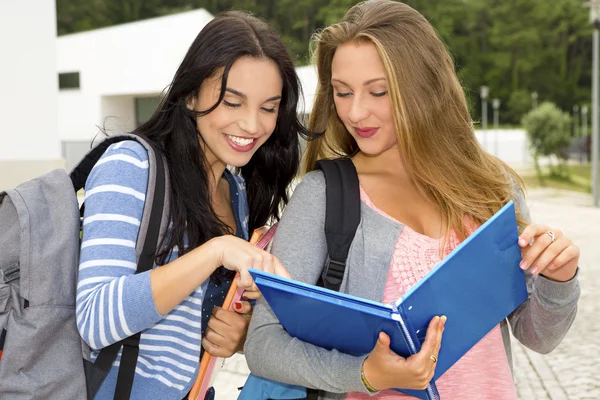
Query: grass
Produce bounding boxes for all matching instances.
[520,163,593,193]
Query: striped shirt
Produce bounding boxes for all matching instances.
[76,140,249,399]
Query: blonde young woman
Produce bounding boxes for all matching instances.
[244,1,580,399]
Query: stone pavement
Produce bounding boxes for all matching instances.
[212,187,600,399]
[510,188,600,400]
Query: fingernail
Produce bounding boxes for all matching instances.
[234,302,242,310]
[241,295,248,301]
[548,263,555,270]
[440,315,447,325]
[531,266,538,275]
[519,239,527,246]
[520,261,528,270]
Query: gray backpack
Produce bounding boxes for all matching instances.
[0,134,169,399]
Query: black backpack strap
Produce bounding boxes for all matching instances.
[79,135,168,400]
[306,159,360,400]
[70,135,142,192]
[314,158,361,291]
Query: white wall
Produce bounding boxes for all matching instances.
[101,95,136,134]
[0,1,60,161]
[296,65,318,114]
[474,129,532,168]
[57,9,213,143]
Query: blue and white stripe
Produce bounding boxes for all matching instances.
[75,140,249,399]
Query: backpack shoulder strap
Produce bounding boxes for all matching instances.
[314,158,360,292]
[306,158,360,400]
[70,133,141,192]
[79,134,169,400]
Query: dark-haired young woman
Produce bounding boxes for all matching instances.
[76,11,306,399]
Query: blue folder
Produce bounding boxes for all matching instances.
[250,201,528,400]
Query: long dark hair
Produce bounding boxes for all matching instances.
[135,11,311,263]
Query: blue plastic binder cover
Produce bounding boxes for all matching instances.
[250,200,528,399]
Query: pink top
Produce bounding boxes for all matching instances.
[346,188,517,400]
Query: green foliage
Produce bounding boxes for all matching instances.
[522,102,573,182]
[523,102,572,158]
[507,90,534,125]
[56,0,593,125]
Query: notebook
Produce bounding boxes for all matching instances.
[250,200,528,400]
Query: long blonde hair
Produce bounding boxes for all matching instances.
[304,0,526,241]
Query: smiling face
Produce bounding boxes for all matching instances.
[331,41,397,157]
[189,56,283,168]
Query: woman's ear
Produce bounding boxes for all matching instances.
[186,95,197,111]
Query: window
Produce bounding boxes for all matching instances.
[135,96,162,127]
[58,72,80,90]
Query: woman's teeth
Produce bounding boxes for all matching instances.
[226,135,255,146]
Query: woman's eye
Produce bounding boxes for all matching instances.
[372,91,388,97]
[335,92,352,98]
[261,107,277,113]
[223,100,241,108]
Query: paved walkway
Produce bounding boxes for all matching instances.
[510,189,599,400]
[212,188,600,399]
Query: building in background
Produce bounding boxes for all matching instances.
[56,9,320,171]
[0,6,530,190]
[0,1,62,190]
[56,9,214,170]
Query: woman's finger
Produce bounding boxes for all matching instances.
[518,224,552,247]
[203,328,226,346]
[211,306,247,327]
[202,337,229,358]
[547,244,580,271]
[520,231,559,271]
[432,315,446,358]
[273,256,291,279]
[526,237,569,275]
[233,300,253,315]
[206,316,230,338]
[237,267,254,289]
[261,252,275,275]
[417,316,441,361]
[242,288,262,300]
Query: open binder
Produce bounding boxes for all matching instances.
[250,201,528,399]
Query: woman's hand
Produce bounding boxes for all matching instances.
[202,301,253,358]
[518,224,579,282]
[207,235,290,298]
[362,315,446,391]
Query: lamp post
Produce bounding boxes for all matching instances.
[583,105,589,138]
[583,105,589,162]
[585,1,600,207]
[573,105,580,137]
[531,91,538,109]
[492,98,501,157]
[481,86,489,150]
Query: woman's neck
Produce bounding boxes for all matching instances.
[208,161,228,200]
[201,143,228,199]
[352,145,411,184]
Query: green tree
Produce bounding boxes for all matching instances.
[507,90,533,126]
[55,0,594,126]
[522,102,573,183]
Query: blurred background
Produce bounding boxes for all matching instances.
[1,1,599,399]
[0,0,598,194]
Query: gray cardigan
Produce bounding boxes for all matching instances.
[245,171,580,399]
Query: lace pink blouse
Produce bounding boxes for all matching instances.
[345,188,517,400]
